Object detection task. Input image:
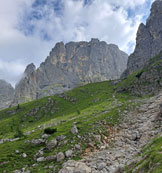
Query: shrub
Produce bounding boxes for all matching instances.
[76,109,80,115]
[10,125,14,132]
[136,71,143,79]
[16,104,20,111]
[44,128,57,134]
[14,127,24,138]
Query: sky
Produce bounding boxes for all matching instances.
[0,0,155,86]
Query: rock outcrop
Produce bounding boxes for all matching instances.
[13,39,128,104]
[0,80,14,109]
[117,51,162,96]
[122,0,162,78]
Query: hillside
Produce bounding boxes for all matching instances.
[0,52,162,172]
[127,135,162,172]
[0,1,162,172]
[0,79,139,173]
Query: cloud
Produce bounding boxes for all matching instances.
[20,0,147,52]
[0,59,25,86]
[0,0,153,86]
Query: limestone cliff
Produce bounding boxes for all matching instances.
[122,0,162,77]
[13,39,128,104]
[0,80,14,109]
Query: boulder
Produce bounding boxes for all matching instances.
[22,153,27,158]
[42,134,50,139]
[56,135,66,141]
[97,162,106,170]
[46,155,57,161]
[57,152,65,162]
[46,139,58,150]
[65,150,73,158]
[31,139,45,145]
[37,157,46,162]
[75,144,81,150]
[71,125,78,134]
[59,160,91,173]
[131,131,141,141]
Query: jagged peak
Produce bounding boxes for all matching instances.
[55,41,64,48]
[24,63,36,76]
[90,38,100,44]
[108,43,119,49]
[146,0,162,24]
[0,79,13,87]
[0,79,7,83]
[151,0,162,12]
[122,0,162,78]
[49,41,65,57]
[49,39,123,57]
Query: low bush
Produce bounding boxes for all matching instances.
[14,127,24,138]
[44,127,57,134]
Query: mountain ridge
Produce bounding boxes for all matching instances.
[12,38,128,106]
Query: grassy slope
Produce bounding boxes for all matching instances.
[126,135,162,173]
[1,52,162,172]
[0,81,138,172]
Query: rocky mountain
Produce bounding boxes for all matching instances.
[0,80,14,109]
[122,0,162,78]
[0,67,162,173]
[13,38,128,105]
[1,1,162,173]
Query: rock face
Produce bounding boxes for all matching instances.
[0,80,14,109]
[13,39,128,104]
[122,0,162,77]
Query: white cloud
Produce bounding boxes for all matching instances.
[0,0,153,86]
[27,0,145,52]
[151,0,156,3]
[108,0,147,9]
[24,0,145,52]
[0,60,25,86]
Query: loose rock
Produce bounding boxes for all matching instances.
[57,152,65,162]
[46,155,57,161]
[46,139,57,150]
[59,160,91,173]
[65,150,73,158]
[37,157,46,162]
[22,153,27,158]
[71,125,78,134]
